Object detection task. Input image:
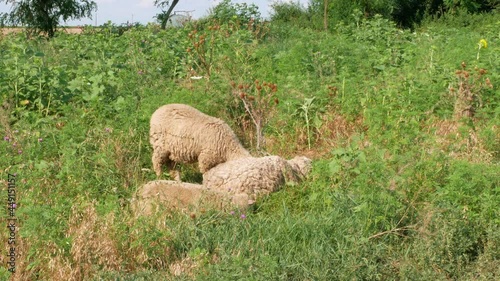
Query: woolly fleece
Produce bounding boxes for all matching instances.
[150,104,251,180]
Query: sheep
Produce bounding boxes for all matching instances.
[150,104,251,181]
[132,180,250,216]
[203,155,312,202]
[133,156,312,216]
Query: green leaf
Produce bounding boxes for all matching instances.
[35,160,49,171]
[353,202,368,213]
[114,96,125,111]
[91,84,105,96]
[67,78,82,93]
[357,151,366,163]
[329,160,341,175]
[332,148,347,156]
[313,114,323,129]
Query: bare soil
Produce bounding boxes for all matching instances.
[1,27,84,35]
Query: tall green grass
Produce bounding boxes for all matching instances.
[0,12,498,280]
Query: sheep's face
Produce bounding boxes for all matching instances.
[287,156,312,178]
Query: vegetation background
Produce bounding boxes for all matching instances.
[1,0,499,279]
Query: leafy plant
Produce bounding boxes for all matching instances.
[293,97,324,149]
[327,134,367,180]
[270,1,310,26]
[208,0,261,26]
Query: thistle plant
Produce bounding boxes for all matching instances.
[186,24,221,77]
[450,62,493,120]
[231,80,278,151]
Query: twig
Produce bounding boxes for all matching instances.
[368,224,416,240]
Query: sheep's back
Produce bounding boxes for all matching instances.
[150,104,220,133]
[150,104,247,161]
[203,156,291,195]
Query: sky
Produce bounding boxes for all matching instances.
[0,0,309,26]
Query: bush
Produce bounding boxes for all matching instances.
[270,1,311,26]
[208,0,261,25]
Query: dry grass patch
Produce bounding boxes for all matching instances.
[65,202,122,280]
[428,119,497,163]
[1,27,84,35]
[267,111,364,159]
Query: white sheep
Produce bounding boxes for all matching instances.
[203,156,312,201]
[132,180,250,216]
[150,104,251,180]
[133,156,312,216]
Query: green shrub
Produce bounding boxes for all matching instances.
[208,0,261,25]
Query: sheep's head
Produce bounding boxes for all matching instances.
[231,193,255,210]
[287,156,312,179]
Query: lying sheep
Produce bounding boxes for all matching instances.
[133,156,312,216]
[150,104,251,180]
[203,156,312,201]
[132,180,250,216]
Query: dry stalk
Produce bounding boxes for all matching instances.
[231,80,278,151]
[451,62,492,121]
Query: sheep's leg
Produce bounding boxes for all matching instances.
[167,162,181,182]
[153,150,181,181]
[152,149,168,178]
[198,151,215,173]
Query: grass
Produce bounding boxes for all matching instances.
[0,11,499,280]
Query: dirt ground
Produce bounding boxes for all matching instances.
[1,27,84,35]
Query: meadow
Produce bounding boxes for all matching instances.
[0,11,499,280]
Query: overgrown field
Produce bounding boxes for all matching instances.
[1,12,499,280]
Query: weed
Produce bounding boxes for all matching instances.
[293,97,324,149]
[230,80,278,151]
[451,62,493,121]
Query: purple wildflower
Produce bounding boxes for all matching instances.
[38,138,43,142]
[17,149,22,154]
[230,211,235,215]
[240,214,246,219]
[105,127,112,133]
[4,136,10,141]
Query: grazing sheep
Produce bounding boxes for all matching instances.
[132,180,250,216]
[150,104,251,180]
[203,155,312,201]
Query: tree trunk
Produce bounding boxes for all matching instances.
[161,0,180,29]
